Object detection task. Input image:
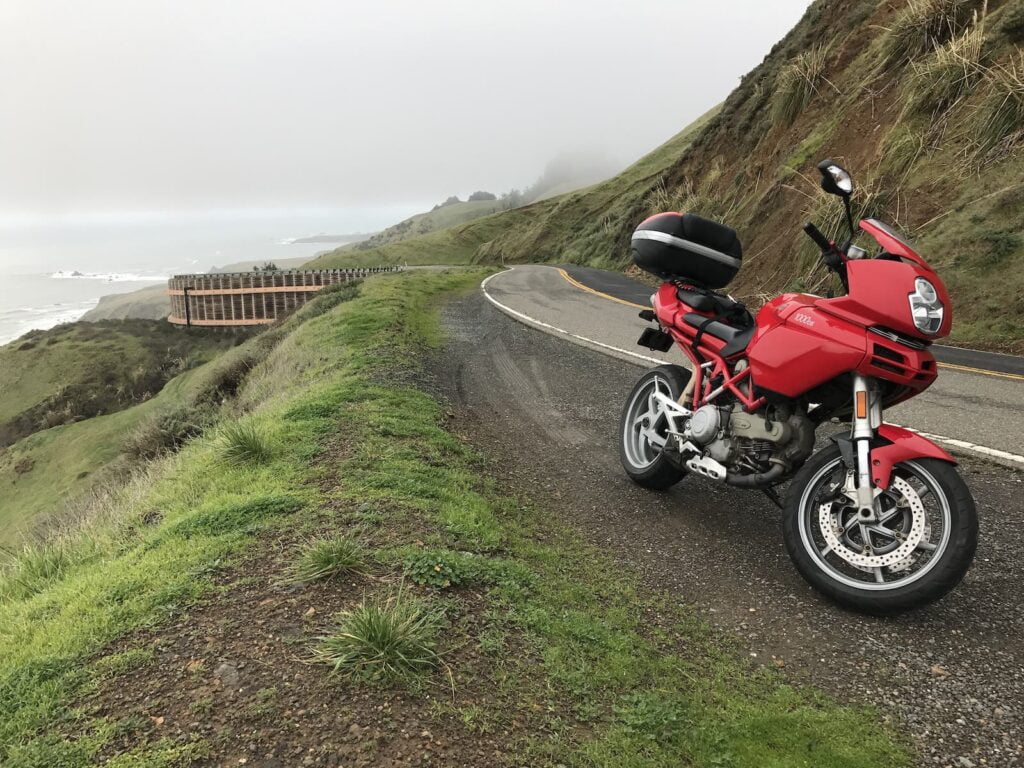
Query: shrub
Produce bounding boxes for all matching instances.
[315,590,441,681]
[972,55,1024,161]
[216,421,274,466]
[772,46,832,125]
[123,402,217,461]
[980,231,1023,265]
[906,27,986,115]
[884,0,983,65]
[289,537,366,583]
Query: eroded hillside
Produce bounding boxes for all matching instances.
[312,0,1024,348]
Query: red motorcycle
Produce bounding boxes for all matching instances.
[620,159,977,613]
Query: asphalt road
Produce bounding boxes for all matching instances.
[483,265,1024,466]
[435,285,1024,768]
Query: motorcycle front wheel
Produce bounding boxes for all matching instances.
[618,365,690,490]
[782,444,978,614]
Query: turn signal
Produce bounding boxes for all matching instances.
[855,391,868,419]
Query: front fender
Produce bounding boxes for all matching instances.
[871,424,955,489]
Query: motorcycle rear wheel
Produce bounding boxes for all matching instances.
[619,365,690,490]
[783,443,977,614]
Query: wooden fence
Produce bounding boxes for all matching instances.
[167,267,401,327]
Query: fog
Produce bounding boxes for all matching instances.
[0,0,812,219]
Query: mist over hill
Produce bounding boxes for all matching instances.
[312,0,1024,349]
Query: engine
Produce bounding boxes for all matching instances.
[681,403,815,486]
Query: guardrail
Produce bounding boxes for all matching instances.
[167,266,402,327]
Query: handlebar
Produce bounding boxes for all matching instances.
[803,222,833,252]
[803,221,850,292]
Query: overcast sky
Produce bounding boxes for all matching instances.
[0,1,812,219]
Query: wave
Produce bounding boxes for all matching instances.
[49,270,170,282]
[0,299,99,347]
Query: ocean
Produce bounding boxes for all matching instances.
[0,207,419,346]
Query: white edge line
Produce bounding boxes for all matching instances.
[481,269,1024,469]
[481,269,666,366]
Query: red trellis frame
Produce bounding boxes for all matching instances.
[666,325,766,413]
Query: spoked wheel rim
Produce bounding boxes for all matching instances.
[797,459,952,591]
[622,375,674,470]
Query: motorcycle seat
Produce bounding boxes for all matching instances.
[683,312,756,357]
[677,287,751,324]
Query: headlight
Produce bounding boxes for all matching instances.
[908,277,943,335]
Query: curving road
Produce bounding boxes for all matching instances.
[482,264,1024,466]
[435,270,1024,767]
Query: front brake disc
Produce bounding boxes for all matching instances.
[818,476,926,569]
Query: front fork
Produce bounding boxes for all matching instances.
[851,373,882,515]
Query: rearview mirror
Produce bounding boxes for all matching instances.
[817,158,853,198]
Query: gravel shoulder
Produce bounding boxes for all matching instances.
[436,288,1024,768]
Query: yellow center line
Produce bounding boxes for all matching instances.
[555,267,1024,382]
[557,268,648,310]
[934,362,1024,381]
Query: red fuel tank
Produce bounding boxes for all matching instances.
[745,294,868,397]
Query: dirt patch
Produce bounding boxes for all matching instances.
[78,530,521,768]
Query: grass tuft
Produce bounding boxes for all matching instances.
[772,46,832,125]
[971,54,1024,162]
[216,421,274,466]
[0,541,75,600]
[288,537,366,583]
[906,27,986,115]
[878,125,927,183]
[883,0,983,66]
[315,589,441,682]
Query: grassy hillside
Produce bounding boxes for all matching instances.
[338,198,505,254]
[78,285,170,322]
[0,321,242,448]
[0,271,908,766]
[311,0,1024,349]
[0,324,269,545]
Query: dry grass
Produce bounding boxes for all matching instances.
[878,125,928,184]
[645,176,742,227]
[884,0,984,65]
[788,178,892,293]
[971,53,1024,162]
[906,27,987,115]
[772,46,833,125]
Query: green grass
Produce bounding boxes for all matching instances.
[0,270,911,765]
[315,589,442,682]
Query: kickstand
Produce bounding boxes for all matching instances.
[762,485,783,510]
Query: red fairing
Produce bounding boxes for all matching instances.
[870,424,956,489]
[818,258,953,340]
